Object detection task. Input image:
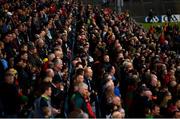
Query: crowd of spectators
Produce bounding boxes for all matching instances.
[0,0,180,118]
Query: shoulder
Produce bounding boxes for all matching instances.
[71,92,83,101]
[40,96,49,107]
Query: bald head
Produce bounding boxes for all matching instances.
[84,67,93,79]
[46,68,54,78]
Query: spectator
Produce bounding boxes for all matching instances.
[0,0,180,118]
[70,82,95,118]
[0,69,19,117]
[32,82,60,118]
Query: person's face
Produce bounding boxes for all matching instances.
[108,79,114,90]
[12,33,17,40]
[126,63,133,72]
[117,53,124,61]
[5,73,15,84]
[54,50,63,59]
[32,48,37,54]
[175,111,180,118]
[17,60,26,68]
[9,58,15,67]
[84,45,89,53]
[21,53,28,60]
[21,45,28,52]
[166,92,172,100]
[38,40,44,48]
[151,75,158,87]
[0,42,4,50]
[46,87,52,97]
[82,87,89,98]
[143,90,152,100]
[88,68,93,78]
[176,100,180,109]
[40,30,46,38]
[111,66,116,74]
[48,53,55,61]
[4,33,12,43]
[56,60,63,70]
[113,96,121,106]
[47,69,54,78]
[77,75,84,83]
[56,38,62,46]
[104,55,110,63]
[153,106,160,116]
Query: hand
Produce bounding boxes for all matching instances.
[52,108,61,115]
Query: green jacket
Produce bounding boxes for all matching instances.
[70,92,88,113]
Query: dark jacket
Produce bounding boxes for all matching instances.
[0,82,19,116]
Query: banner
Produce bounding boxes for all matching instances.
[145,14,180,23]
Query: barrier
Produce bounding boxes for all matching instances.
[145,14,180,23]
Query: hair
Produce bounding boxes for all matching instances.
[75,68,84,76]
[53,58,62,66]
[75,62,83,68]
[106,65,113,73]
[40,82,51,94]
[101,73,112,86]
[68,108,88,118]
[150,103,160,110]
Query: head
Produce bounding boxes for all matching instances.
[20,44,28,52]
[164,91,172,101]
[74,74,84,84]
[36,38,45,48]
[53,58,63,71]
[48,53,55,61]
[123,61,133,72]
[29,45,37,54]
[46,68,54,78]
[43,77,53,83]
[84,67,93,79]
[68,109,89,118]
[151,104,160,117]
[142,89,153,100]
[117,53,124,62]
[4,33,13,43]
[0,41,4,50]
[174,111,180,118]
[175,99,180,109]
[104,77,115,91]
[112,96,121,108]
[151,74,158,87]
[4,69,15,84]
[78,83,89,97]
[41,82,52,97]
[107,65,116,75]
[104,54,110,63]
[83,42,89,53]
[54,48,63,59]
[20,52,28,61]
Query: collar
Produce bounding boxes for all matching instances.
[41,94,50,100]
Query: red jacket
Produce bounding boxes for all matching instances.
[85,98,96,118]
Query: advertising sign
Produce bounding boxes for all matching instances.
[145,14,180,23]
